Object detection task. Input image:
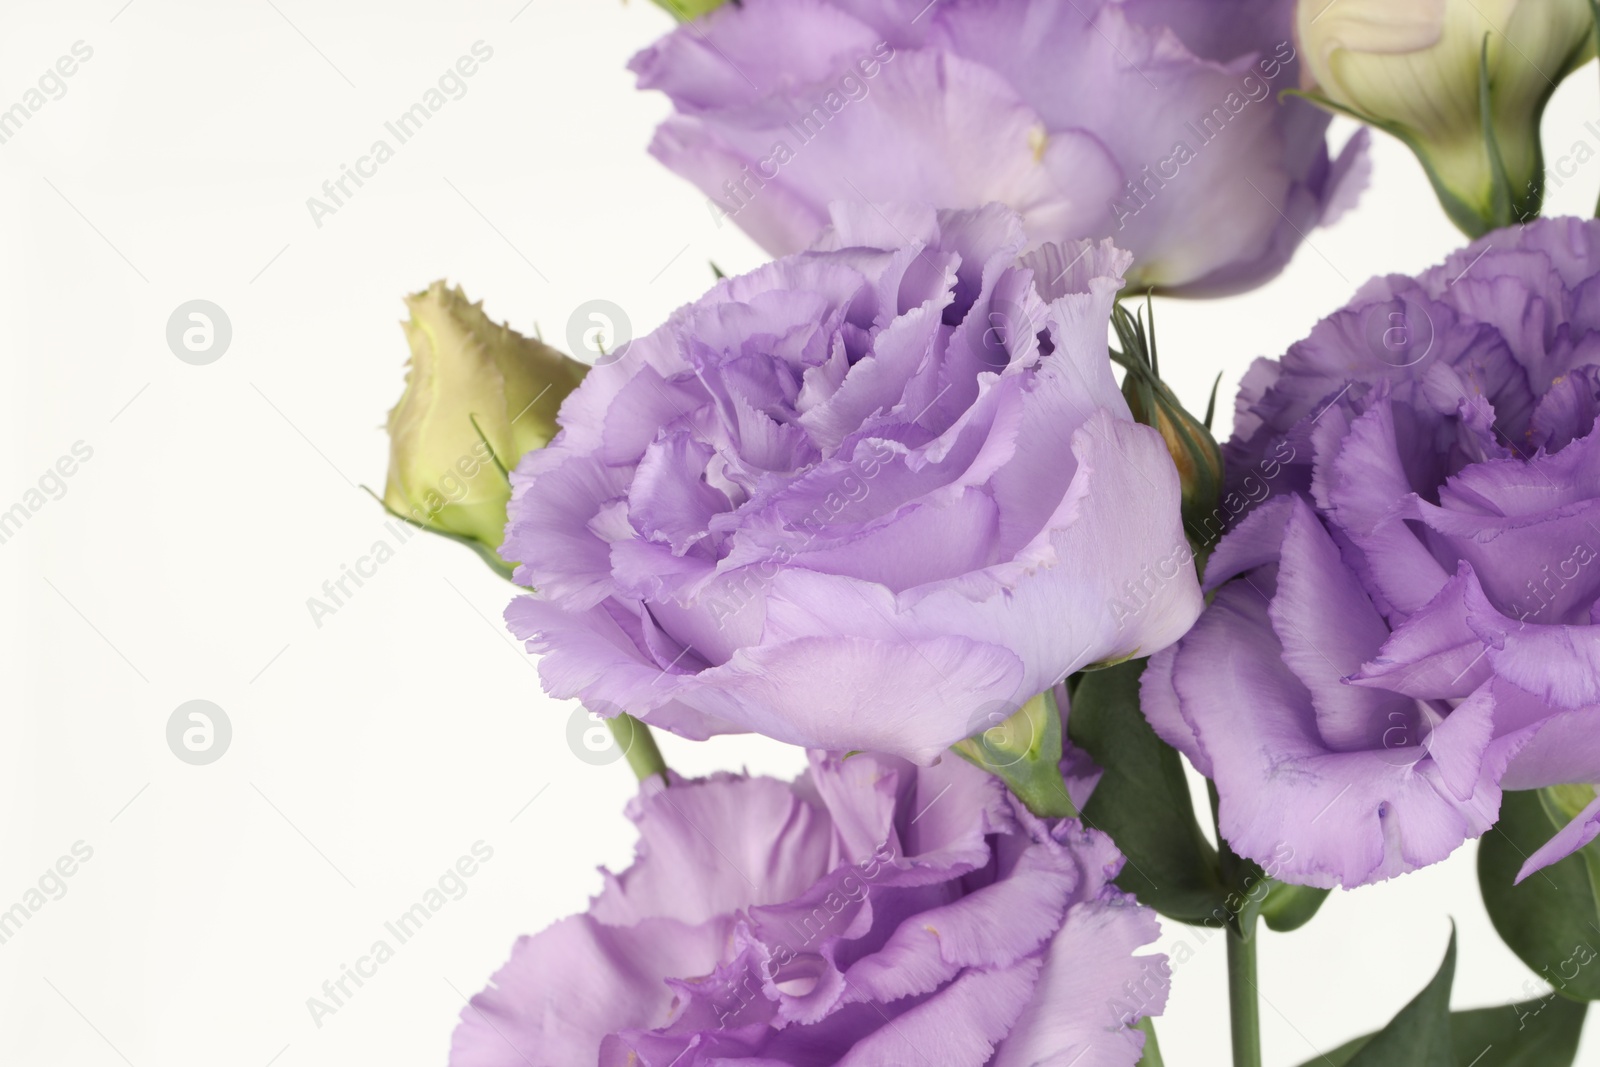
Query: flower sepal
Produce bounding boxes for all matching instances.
[953,689,1077,819]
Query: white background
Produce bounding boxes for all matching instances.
[3,2,1599,1064]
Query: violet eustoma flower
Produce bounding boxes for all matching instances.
[450,751,1166,1067]
[1143,218,1600,888]
[503,203,1202,763]
[630,0,1368,295]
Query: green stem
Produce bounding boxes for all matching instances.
[609,713,669,786]
[1208,779,1263,1067]
[1227,915,1262,1067]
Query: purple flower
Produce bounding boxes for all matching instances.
[1143,217,1600,888]
[629,0,1368,296]
[503,204,1202,763]
[449,752,1166,1067]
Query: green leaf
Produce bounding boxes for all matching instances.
[1450,994,1586,1065]
[1309,1034,1372,1066]
[1066,658,1228,923]
[1134,1017,1165,1066]
[1480,789,1600,1000]
[1297,929,1457,1066]
[1298,993,1586,1067]
[1260,881,1331,933]
[953,690,1076,819]
[1347,927,1456,1066]
[1202,371,1222,432]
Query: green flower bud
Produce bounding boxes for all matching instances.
[1110,300,1223,546]
[650,0,728,21]
[1295,0,1596,235]
[1123,372,1224,539]
[382,281,587,566]
[1544,782,1600,823]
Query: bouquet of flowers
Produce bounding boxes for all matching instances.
[370,1,1600,1062]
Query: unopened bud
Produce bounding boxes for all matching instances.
[1295,0,1596,234]
[382,281,587,564]
[1123,374,1224,537]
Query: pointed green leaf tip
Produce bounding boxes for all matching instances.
[1297,924,1587,1066]
[1296,927,1456,1067]
[382,280,588,567]
[953,690,1076,818]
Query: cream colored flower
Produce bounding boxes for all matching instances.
[1297,0,1595,233]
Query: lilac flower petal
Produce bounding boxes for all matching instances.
[632,0,1363,293]
[453,753,1163,1066]
[592,776,836,926]
[841,829,1080,1001]
[507,204,1199,760]
[1501,697,1600,791]
[1465,578,1600,709]
[1148,217,1600,887]
[1516,793,1600,884]
[992,824,1164,1067]
[450,915,729,1067]
[1140,643,1212,776]
[837,961,1041,1067]
[1349,569,1493,700]
[1172,580,1500,887]
[1268,497,1407,752]
[1317,397,1453,616]
[671,633,1027,764]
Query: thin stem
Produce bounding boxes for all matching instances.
[1227,915,1262,1067]
[1209,779,1263,1067]
[610,713,669,785]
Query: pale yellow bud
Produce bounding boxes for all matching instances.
[383,282,587,559]
[1297,0,1595,233]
